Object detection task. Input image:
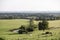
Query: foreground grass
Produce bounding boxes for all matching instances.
[0,19,60,40]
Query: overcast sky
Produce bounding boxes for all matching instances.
[0,0,60,12]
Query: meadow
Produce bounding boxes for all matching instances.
[0,19,60,40]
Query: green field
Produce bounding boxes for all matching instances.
[0,19,60,40]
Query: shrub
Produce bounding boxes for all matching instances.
[19,25,25,30]
[38,19,48,30]
[18,29,23,34]
[26,27,34,32]
[0,38,4,40]
[18,29,27,34]
[18,25,27,34]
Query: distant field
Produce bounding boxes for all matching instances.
[0,19,60,40]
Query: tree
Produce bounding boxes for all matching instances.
[29,18,34,27]
[38,22,43,30]
[42,19,48,29]
[38,19,48,30]
[26,18,34,32]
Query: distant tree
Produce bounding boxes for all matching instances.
[56,16,60,20]
[8,16,13,19]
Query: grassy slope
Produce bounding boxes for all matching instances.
[48,20,60,27]
[0,19,60,40]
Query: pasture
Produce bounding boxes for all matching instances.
[0,19,60,40]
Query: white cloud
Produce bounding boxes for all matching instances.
[0,0,60,12]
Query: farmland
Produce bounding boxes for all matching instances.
[0,19,60,40]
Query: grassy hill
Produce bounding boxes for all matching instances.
[0,19,60,40]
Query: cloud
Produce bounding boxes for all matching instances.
[0,0,60,12]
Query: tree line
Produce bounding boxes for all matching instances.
[0,13,60,20]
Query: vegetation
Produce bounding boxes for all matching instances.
[42,19,48,29]
[0,19,60,40]
[0,13,60,20]
[18,18,35,33]
[18,29,27,34]
[27,18,35,32]
[19,25,26,31]
[26,27,34,32]
[38,19,48,30]
[0,38,4,40]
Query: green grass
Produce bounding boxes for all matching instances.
[0,19,60,40]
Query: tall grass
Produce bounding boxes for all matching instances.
[0,19,60,40]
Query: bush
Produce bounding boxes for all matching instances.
[38,19,48,30]
[18,29,27,34]
[19,25,25,30]
[26,27,34,32]
[0,38,4,40]
[18,29,23,34]
[18,25,27,34]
